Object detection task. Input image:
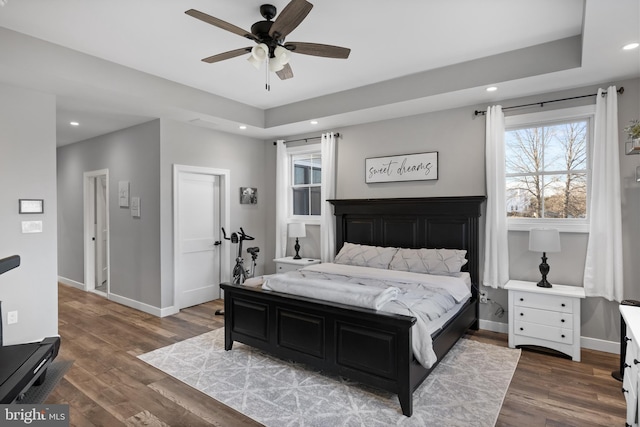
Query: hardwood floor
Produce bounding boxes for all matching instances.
[50,284,626,426]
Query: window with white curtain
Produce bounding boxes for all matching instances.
[288,144,322,222]
[505,105,594,232]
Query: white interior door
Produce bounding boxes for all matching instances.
[176,171,221,309]
[95,175,108,289]
[84,169,110,295]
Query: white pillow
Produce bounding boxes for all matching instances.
[334,242,398,269]
[389,248,468,276]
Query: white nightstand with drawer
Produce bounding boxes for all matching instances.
[505,280,585,361]
[620,305,640,427]
[273,256,320,273]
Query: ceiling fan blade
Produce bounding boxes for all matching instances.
[186,9,258,42]
[284,42,351,59]
[202,47,252,64]
[276,63,294,80]
[269,0,313,39]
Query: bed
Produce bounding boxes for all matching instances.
[220,196,485,416]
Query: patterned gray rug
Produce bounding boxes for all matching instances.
[139,328,520,427]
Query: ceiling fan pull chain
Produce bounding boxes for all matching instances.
[266,57,271,91]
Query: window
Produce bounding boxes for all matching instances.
[505,105,594,232]
[290,149,322,218]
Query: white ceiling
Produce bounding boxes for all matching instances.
[0,0,638,146]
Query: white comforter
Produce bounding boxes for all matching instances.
[261,263,471,368]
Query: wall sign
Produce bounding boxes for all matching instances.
[118,181,130,207]
[365,152,438,183]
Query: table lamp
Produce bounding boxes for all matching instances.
[528,228,561,288]
[288,223,306,259]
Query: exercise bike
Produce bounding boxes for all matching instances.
[215,227,259,315]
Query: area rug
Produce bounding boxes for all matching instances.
[139,328,520,427]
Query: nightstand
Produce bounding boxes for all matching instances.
[273,256,321,273]
[505,279,585,361]
[620,305,640,426]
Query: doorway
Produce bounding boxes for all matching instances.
[83,169,110,296]
[173,165,230,310]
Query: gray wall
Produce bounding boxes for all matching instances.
[270,78,640,344]
[159,120,269,307]
[57,120,162,306]
[0,83,58,346]
[57,118,270,312]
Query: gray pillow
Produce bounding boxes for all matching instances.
[389,248,468,276]
[334,242,398,269]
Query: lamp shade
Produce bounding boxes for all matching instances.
[273,45,290,65]
[528,228,561,253]
[251,43,269,61]
[247,54,263,70]
[288,222,306,238]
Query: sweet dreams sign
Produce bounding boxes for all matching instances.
[365,152,438,183]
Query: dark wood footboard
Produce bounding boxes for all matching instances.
[221,282,419,415]
[222,282,477,416]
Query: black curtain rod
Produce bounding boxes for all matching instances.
[474,87,624,116]
[272,132,341,145]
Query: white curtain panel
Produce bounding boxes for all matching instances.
[275,140,289,259]
[583,86,623,302]
[483,105,510,289]
[320,132,336,262]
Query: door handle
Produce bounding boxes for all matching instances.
[213,241,222,246]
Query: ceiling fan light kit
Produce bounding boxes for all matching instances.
[185,0,350,90]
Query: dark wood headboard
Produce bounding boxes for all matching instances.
[329,196,486,287]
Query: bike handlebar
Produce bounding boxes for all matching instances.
[239,227,255,240]
[221,227,254,241]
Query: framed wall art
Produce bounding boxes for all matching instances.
[240,187,257,204]
[365,151,438,183]
[19,199,44,214]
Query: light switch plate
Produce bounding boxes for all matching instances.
[21,220,43,233]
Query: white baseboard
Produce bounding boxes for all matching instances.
[107,293,179,318]
[581,336,618,354]
[58,276,85,291]
[58,277,178,318]
[479,318,618,355]
[479,319,509,334]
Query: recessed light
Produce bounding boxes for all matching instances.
[486,86,498,92]
[623,42,639,50]
[310,120,318,125]
[239,125,247,130]
[70,121,79,126]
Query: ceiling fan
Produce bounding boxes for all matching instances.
[185,0,351,83]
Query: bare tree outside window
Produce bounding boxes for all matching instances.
[505,120,588,219]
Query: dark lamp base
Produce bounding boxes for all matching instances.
[536,278,552,288]
[293,237,302,259]
[537,252,552,287]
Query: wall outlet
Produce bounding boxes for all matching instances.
[479,291,488,304]
[7,310,18,324]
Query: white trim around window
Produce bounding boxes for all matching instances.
[505,105,595,234]
[287,143,322,225]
